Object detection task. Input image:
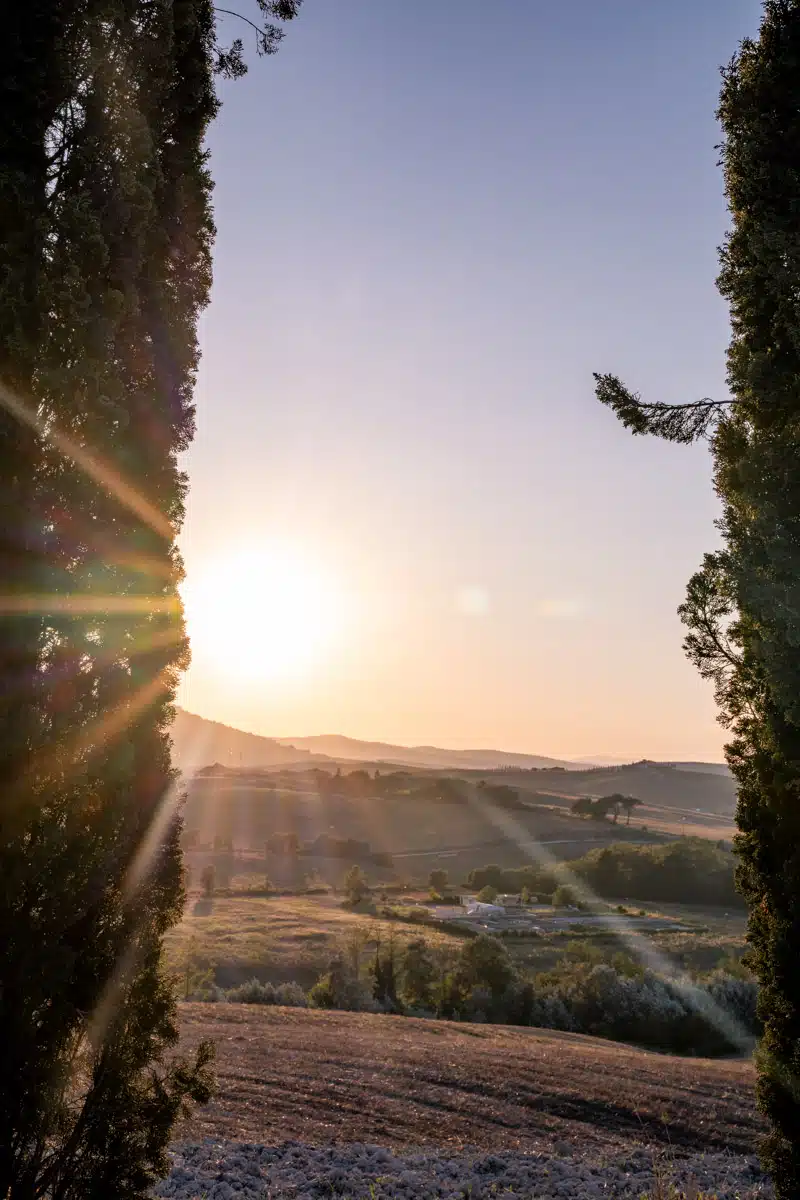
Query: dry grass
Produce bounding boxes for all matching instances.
[165,892,464,987]
[165,891,750,991]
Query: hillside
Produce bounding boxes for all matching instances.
[182,769,672,885]
[172,709,326,772]
[173,710,579,772]
[178,1005,761,1156]
[478,761,737,816]
[272,731,576,771]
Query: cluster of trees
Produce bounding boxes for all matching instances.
[246,767,532,812]
[302,931,756,1057]
[467,838,744,909]
[571,793,642,824]
[266,831,392,867]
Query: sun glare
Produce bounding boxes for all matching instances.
[182,544,345,683]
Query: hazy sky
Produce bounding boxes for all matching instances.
[177,0,761,761]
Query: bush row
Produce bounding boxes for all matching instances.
[202,931,757,1057]
[467,838,744,910]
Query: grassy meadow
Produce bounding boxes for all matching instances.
[167,886,748,996]
[165,891,465,988]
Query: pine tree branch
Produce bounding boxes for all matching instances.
[213,8,266,39]
[593,372,738,443]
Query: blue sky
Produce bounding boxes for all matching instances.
[178,0,762,760]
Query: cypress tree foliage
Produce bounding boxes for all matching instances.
[0,2,299,1196]
[594,3,800,1191]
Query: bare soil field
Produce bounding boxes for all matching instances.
[177,1004,762,1157]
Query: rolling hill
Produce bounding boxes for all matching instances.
[173,710,578,772]
[271,731,576,771]
[475,761,737,816]
[171,709,325,772]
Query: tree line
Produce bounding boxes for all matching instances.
[467,839,744,910]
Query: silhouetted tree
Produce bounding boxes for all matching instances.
[371,934,399,1008]
[429,868,449,894]
[401,938,437,1009]
[595,5,800,1189]
[343,864,369,905]
[201,865,216,898]
[597,794,627,824]
[0,3,299,1194]
[620,795,642,826]
[571,796,595,818]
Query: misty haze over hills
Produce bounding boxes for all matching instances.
[171,710,576,773]
[172,708,729,778]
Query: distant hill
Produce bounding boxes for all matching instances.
[270,732,576,771]
[172,710,325,772]
[171,712,735,815]
[666,761,732,777]
[172,711,577,772]
[475,760,737,816]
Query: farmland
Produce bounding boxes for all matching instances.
[176,1004,761,1156]
[167,888,748,997]
[182,764,735,892]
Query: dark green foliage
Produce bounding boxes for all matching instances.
[594,4,800,1188]
[370,935,399,1008]
[467,839,744,908]
[457,934,514,1001]
[571,793,638,823]
[476,781,526,810]
[297,928,758,1054]
[201,864,216,897]
[570,796,595,817]
[593,372,733,443]
[428,868,449,893]
[0,2,298,1195]
[400,938,437,1009]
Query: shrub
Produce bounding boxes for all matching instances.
[401,939,437,1009]
[429,868,449,894]
[476,885,498,903]
[343,864,370,905]
[275,981,309,1008]
[225,979,276,1005]
[552,884,577,907]
[308,955,381,1012]
[224,978,308,1007]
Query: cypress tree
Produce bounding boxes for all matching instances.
[0,2,299,1195]
[595,3,800,1191]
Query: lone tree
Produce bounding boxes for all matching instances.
[619,795,642,826]
[343,864,370,905]
[400,938,437,1009]
[429,868,449,894]
[571,795,595,818]
[594,4,800,1190]
[200,864,216,899]
[0,1,299,1195]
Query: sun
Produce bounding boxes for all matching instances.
[182,543,345,683]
